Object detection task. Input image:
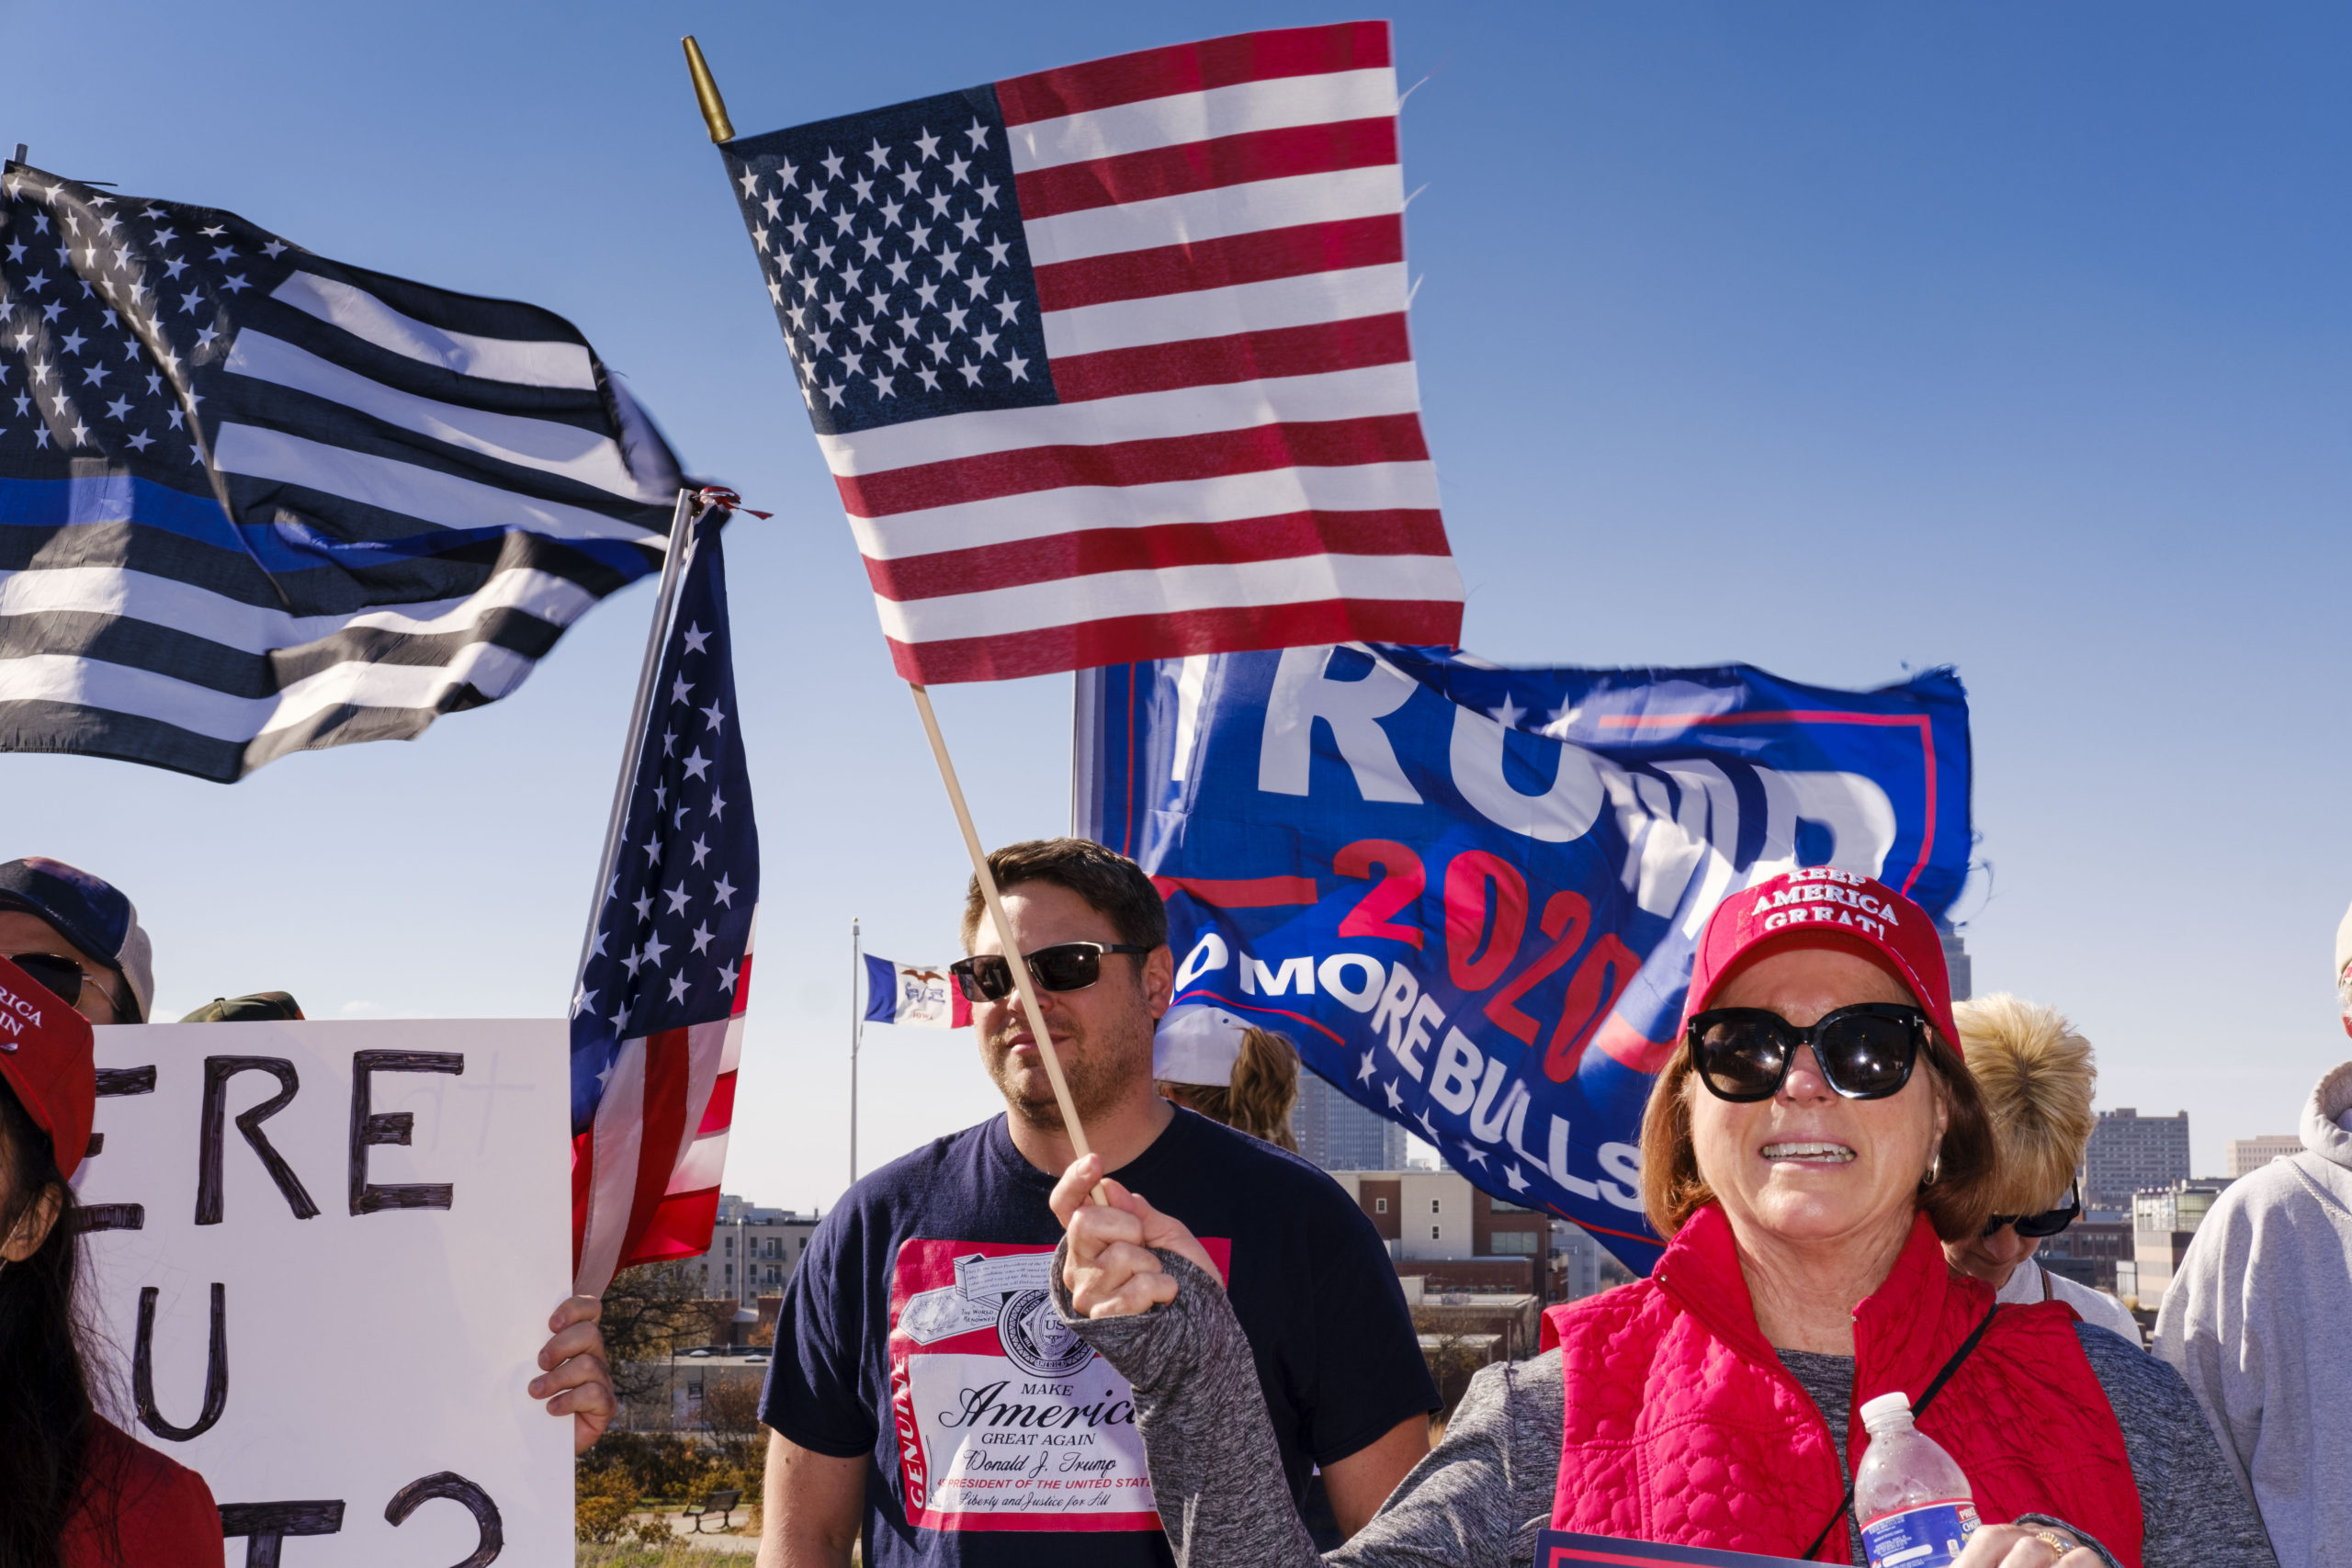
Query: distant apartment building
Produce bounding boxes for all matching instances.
[1293,1070,1408,1171]
[2117,1179,2232,1305]
[2225,1134,2302,1178]
[675,1194,820,1304]
[2082,1109,2190,1213]
[2038,1215,2132,1293]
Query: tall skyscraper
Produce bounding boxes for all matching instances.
[1939,925,1973,1001]
[2083,1108,2191,1213]
[1294,1070,1408,1172]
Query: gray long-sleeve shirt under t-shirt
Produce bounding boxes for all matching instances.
[1053,1247,2278,1568]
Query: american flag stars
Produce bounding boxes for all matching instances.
[0,164,286,468]
[719,87,1056,436]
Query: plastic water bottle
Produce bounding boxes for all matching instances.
[1854,1392,1983,1568]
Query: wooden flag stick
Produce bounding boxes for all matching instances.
[908,683,1104,1200]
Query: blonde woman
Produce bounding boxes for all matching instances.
[1153,1004,1302,1150]
[1941,995,2141,1343]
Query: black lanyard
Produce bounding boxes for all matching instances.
[1800,1305,1998,1563]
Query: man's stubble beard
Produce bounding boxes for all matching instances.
[983,1003,1152,1133]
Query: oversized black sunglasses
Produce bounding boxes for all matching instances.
[1685,1003,1930,1103]
[1983,1181,2082,1240]
[7,952,98,1009]
[950,942,1152,1003]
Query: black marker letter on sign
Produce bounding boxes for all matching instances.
[386,1472,503,1568]
[135,1281,228,1441]
[349,1050,463,1215]
[198,1056,322,1224]
[76,1067,159,1231]
[218,1500,345,1568]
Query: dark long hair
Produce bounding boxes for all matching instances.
[0,1077,96,1568]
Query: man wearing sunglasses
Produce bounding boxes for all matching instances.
[0,858,153,1025]
[756,838,1437,1568]
[1939,995,2140,1345]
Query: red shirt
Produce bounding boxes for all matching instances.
[61,1418,223,1568]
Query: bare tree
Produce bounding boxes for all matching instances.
[703,1374,766,1468]
[601,1262,705,1404]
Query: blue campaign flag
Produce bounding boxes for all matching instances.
[1076,645,1971,1269]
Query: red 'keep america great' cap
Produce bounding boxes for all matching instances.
[0,954,96,1181]
[1683,868,1962,1057]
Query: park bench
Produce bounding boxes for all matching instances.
[684,1488,743,1533]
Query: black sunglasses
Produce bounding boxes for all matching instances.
[950,942,1152,1004]
[7,952,94,1008]
[1685,1003,1930,1103]
[1983,1182,2082,1240]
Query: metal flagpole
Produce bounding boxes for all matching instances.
[860,911,870,1184]
[572,489,700,985]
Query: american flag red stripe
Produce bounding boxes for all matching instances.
[865,507,1450,601]
[1030,217,1406,311]
[574,952,753,1285]
[991,21,1390,122]
[834,412,1432,517]
[1012,118,1399,219]
[730,21,1459,682]
[892,598,1461,685]
[1048,314,1413,402]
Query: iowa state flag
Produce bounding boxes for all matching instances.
[864,954,971,1029]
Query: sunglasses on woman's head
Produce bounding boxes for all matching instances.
[1982,1182,2082,1240]
[950,942,1152,1003]
[1685,1003,1930,1103]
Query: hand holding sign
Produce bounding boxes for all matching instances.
[531,1294,617,1454]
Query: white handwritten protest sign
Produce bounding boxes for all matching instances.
[71,1020,572,1566]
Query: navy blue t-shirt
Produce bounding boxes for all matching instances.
[761,1108,1437,1568]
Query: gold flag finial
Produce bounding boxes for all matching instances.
[682,35,736,143]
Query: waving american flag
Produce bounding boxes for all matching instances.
[718,22,1462,682]
[570,500,758,1294]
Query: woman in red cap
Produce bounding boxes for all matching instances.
[1041,870,2274,1568]
[0,956,221,1568]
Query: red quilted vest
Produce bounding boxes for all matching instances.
[1541,1205,2143,1565]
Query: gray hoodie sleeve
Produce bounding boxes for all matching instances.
[1051,1238,1555,1568]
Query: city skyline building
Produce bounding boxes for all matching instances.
[2083,1107,2192,1213]
[1294,1069,1409,1171]
[2225,1134,2302,1177]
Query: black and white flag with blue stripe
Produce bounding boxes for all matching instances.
[0,160,687,781]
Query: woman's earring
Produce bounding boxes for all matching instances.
[1921,1149,1943,1188]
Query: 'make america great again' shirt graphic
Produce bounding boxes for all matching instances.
[762,1111,1437,1567]
[888,1238,1228,1529]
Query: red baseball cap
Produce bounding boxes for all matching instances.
[1683,868,1962,1057]
[0,954,96,1180]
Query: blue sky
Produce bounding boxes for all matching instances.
[7,0,2348,1206]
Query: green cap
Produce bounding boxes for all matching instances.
[180,992,305,1023]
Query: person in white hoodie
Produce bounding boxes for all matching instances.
[1939,993,2144,1342]
[2154,905,2352,1568]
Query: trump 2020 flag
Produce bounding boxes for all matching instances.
[862,954,972,1028]
[717,22,1463,682]
[0,161,686,780]
[1077,647,1972,1270]
[569,502,758,1294]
